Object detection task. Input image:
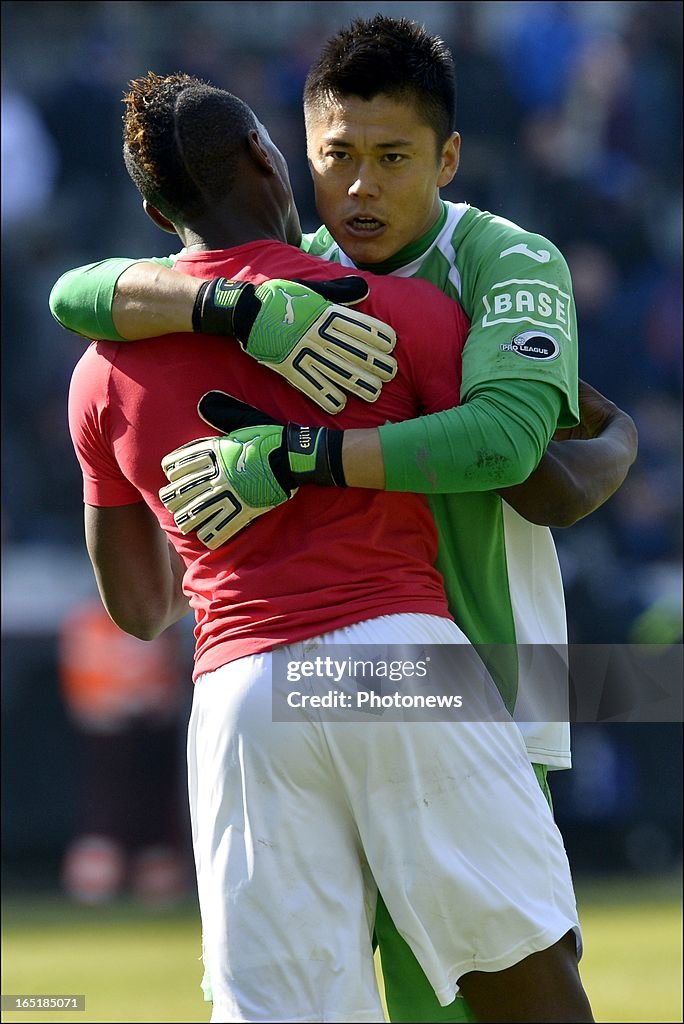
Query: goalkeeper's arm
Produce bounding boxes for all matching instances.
[50,260,397,414]
[345,379,562,492]
[370,377,635,523]
[160,379,561,548]
[194,379,562,495]
[50,259,196,341]
[163,379,637,550]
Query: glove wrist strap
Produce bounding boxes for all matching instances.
[320,429,346,487]
[192,278,262,343]
[280,425,347,488]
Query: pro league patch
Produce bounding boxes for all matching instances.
[499,331,560,361]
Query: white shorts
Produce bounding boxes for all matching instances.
[188,614,581,1023]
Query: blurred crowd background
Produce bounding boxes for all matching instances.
[2,1,682,898]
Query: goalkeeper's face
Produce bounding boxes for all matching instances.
[306,93,459,266]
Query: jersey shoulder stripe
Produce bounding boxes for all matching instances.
[301,228,342,263]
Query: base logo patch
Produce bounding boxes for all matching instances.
[481,279,572,341]
[500,331,560,360]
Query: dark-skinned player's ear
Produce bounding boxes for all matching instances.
[142,200,178,234]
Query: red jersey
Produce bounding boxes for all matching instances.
[68,241,469,679]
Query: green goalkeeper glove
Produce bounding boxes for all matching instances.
[192,276,397,414]
[159,392,345,549]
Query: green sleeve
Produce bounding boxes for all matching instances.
[49,256,175,341]
[451,209,579,428]
[379,379,561,494]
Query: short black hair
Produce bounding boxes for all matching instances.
[122,71,258,223]
[303,15,456,146]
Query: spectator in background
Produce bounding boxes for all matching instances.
[496,0,587,114]
[1,83,58,232]
[58,600,189,905]
[1,79,64,544]
[439,3,525,216]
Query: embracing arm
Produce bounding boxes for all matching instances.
[110,262,199,338]
[50,259,397,415]
[366,378,560,492]
[163,373,634,552]
[498,380,638,527]
[49,258,193,341]
[158,378,561,548]
[85,501,189,640]
[347,378,636,521]
[159,380,631,548]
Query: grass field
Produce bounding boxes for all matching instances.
[2,875,682,1023]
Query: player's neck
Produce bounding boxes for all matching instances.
[182,220,290,252]
[182,194,297,251]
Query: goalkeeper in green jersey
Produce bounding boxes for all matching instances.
[49,16,635,1023]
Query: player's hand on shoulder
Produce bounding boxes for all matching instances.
[193,275,397,414]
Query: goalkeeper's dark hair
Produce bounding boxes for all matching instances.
[122,71,258,223]
[303,15,456,148]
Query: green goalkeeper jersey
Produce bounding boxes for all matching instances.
[50,202,577,767]
[304,202,578,768]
